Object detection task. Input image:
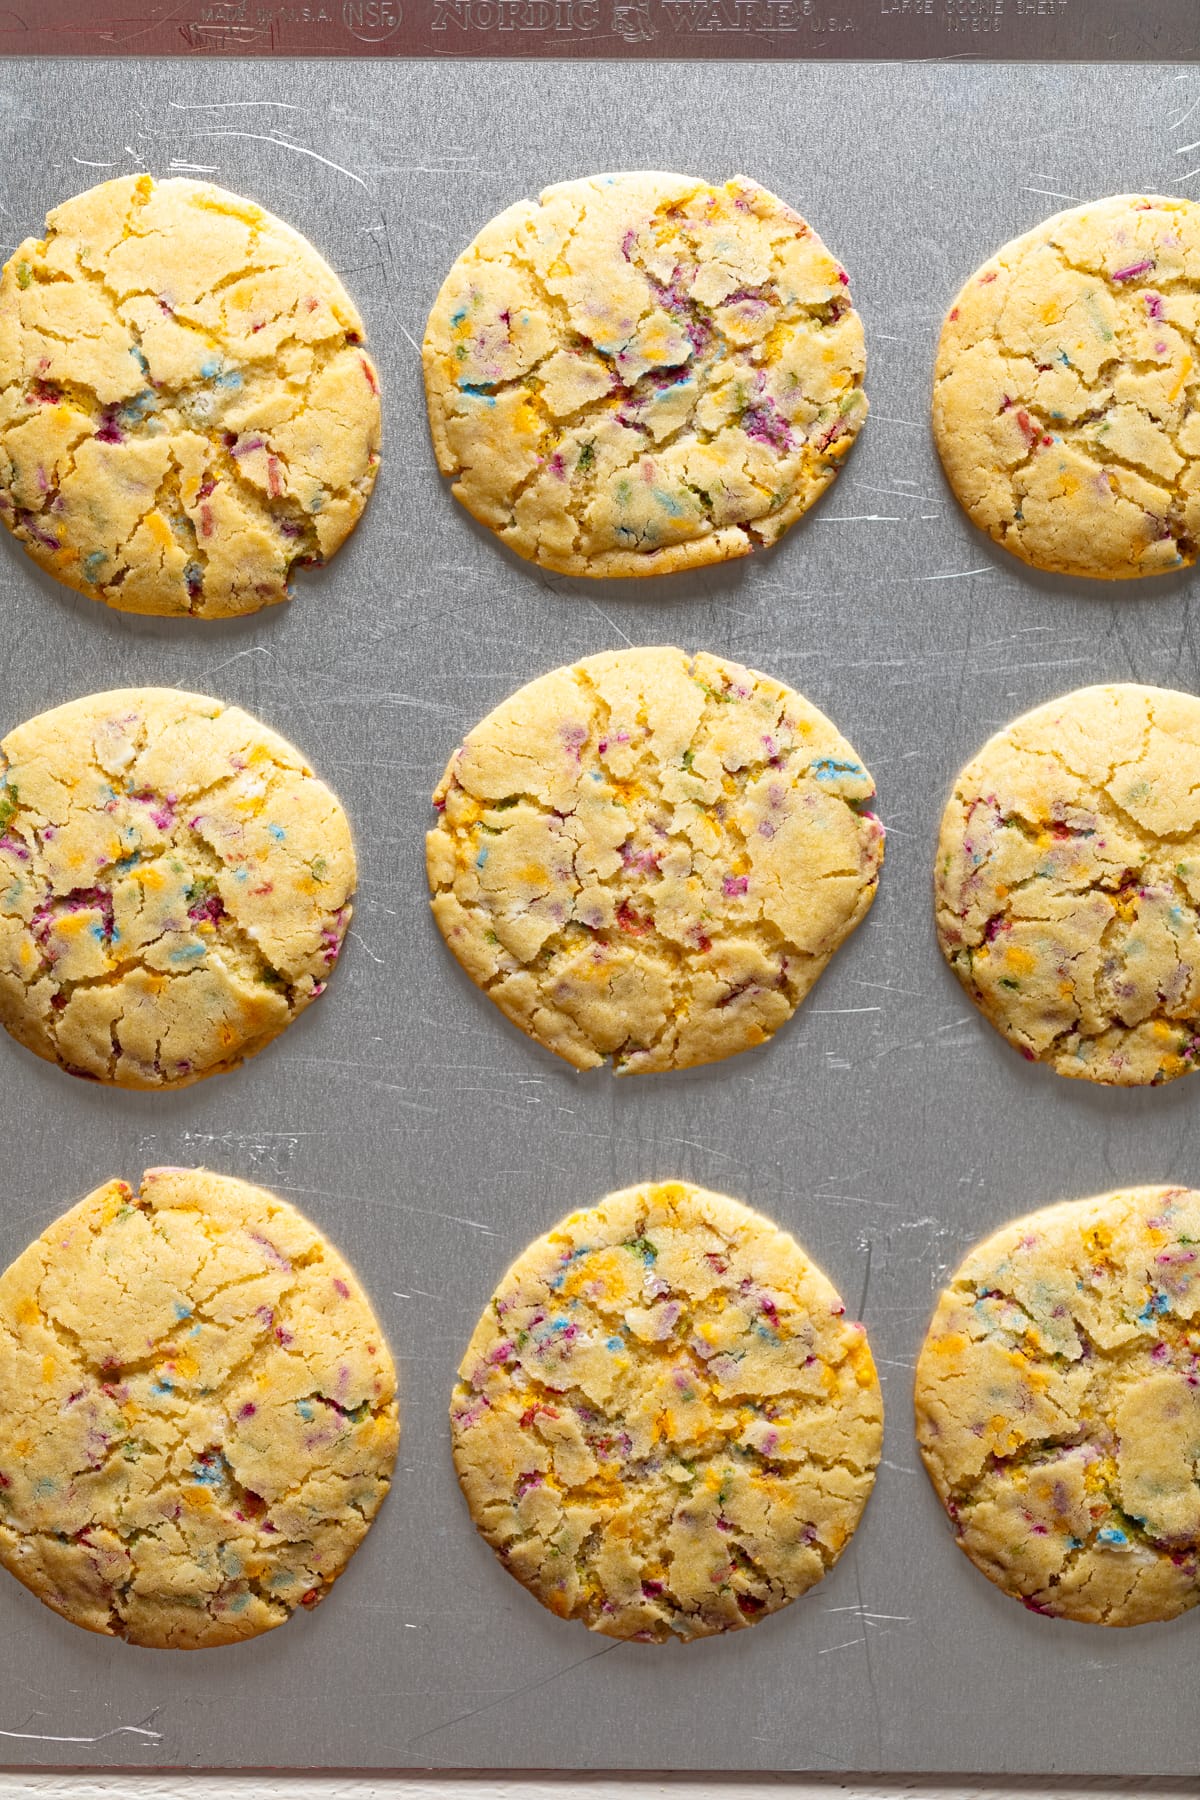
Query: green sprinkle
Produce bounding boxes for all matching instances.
[625,1236,658,1263]
[999,977,1020,991]
[576,442,595,472]
[681,749,694,770]
[310,855,328,881]
[15,262,30,290]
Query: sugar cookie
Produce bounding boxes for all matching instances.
[0,687,354,1087]
[427,647,883,1073]
[916,1185,1200,1626]
[0,175,381,616]
[452,1180,881,1641]
[423,172,866,576]
[0,1168,398,1647]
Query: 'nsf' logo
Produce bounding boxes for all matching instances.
[343,0,403,38]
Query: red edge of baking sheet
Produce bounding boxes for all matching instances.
[0,0,1195,60]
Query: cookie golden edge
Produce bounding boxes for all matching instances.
[450,1180,883,1642]
[0,1167,400,1648]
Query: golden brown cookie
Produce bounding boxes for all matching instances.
[0,1168,398,1648]
[0,687,355,1088]
[916,1185,1200,1627]
[427,647,884,1073]
[0,175,381,616]
[935,682,1200,1085]
[932,194,1200,579]
[423,172,867,576]
[451,1180,882,1641]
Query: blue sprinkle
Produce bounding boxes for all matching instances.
[1097,1526,1128,1547]
[215,370,242,391]
[190,1457,224,1487]
[1137,1291,1170,1326]
[120,390,157,423]
[230,1593,250,1613]
[151,1378,174,1396]
[190,1324,201,1338]
[267,824,286,842]
[89,922,107,943]
[200,357,221,379]
[235,868,248,882]
[811,757,864,783]
[174,1302,193,1320]
[271,1571,294,1589]
[169,943,206,962]
[296,1400,315,1421]
[476,847,488,868]
[82,550,107,584]
[130,346,150,374]
[33,1477,56,1497]
[450,308,467,327]
[606,1336,623,1352]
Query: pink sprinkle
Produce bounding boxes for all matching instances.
[1113,258,1154,283]
[333,1278,350,1299]
[1145,292,1165,320]
[238,1403,256,1419]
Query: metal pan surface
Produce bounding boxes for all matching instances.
[0,54,1198,1775]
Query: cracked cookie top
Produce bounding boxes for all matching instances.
[451,1181,882,1642]
[426,647,884,1074]
[935,682,1200,1086]
[422,172,867,577]
[916,1186,1200,1628]
[932,194,1200,580]
[0,1167,399,1648]
[0,175,382,618]
[0,687,355,1088]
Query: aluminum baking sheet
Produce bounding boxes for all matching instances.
[1,54,1200,1778]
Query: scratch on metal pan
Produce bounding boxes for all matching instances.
[0,1715,162,1746]
[183,129,369,189]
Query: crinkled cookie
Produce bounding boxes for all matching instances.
[916,1185,1200,1627]
[935,682,1200,1085]
[0,175,381,616]
[933,194,1200,579]
[452,1180,882,1641]
[0,1167,398,1647]
[423,172,867,576]
[0,687,355,1088]
[427,647,884,1073]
